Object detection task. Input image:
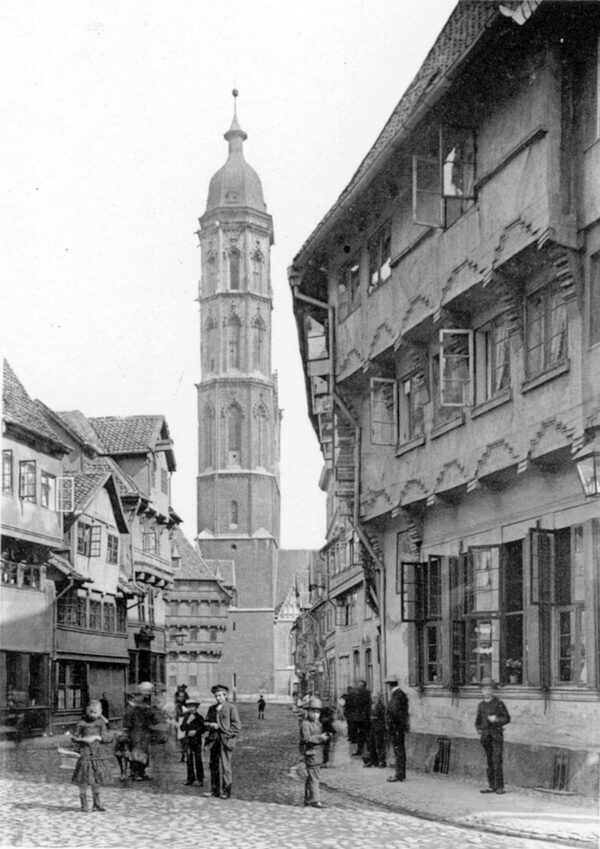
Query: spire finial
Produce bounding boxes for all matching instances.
[224,88,247,146]
[232,88,239,117]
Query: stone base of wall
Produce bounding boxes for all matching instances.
[405,732,599,796]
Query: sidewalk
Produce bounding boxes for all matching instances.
[317,739,599,846]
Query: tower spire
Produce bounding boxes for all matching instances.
[224,88,248,149]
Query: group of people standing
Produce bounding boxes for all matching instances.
[70,681,241,812]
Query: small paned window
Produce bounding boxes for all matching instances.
[107,534,119,565]
[40,471,56,509]
[103,602,116,632]
[2,450,13,494]
[525,282,568,377]
[370,378,397,445]
[89,599,102,630]
[476,316,511,403]
[19,460,36,502]
[77,523,91,556]
[338,257,361,320]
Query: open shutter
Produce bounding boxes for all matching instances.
[412,155,443,227]
[56,476,74,513]
[370,378,397,445]
[449,555,467,686]
[400,561,425,622]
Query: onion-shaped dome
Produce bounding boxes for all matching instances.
[205,94,266,213]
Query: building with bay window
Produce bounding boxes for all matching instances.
[290,1,600,793]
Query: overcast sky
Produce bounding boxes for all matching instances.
[1,0,457,549]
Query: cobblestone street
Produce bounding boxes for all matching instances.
[0,704,594,848]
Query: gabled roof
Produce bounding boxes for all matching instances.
[2,360,68,453]
[171,527,221,581]
[293,1,515,264]
[86,456,139,498]
[88,415,176,470]
[66,470,129,533]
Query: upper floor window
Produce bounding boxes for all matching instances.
[367,222,391,295]
[107,534,119,565]
[161,468,169,495]
[230,499,239,529]
[142,529,158,553]
[2,450,13,494]
[89,599,102,630]
[77,523,100,557]
[19,460,36,502]
[475,315,511,403]
[103,602,116,632]
[439,329,473,407]
[338,257,361,320]
[525,281,568,378]
[413,125,476,229]
[304,315,328,362]
[398,371,427,444]
[40,471,56,510]
[370,378,397,445]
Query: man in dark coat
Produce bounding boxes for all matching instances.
[385,674,409,782]
[352,679,371,757]
[203,684,241,799]
[363,691,387,767]
[475,677,511,794]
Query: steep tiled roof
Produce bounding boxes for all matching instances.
[172,528,221,581]
[69,472,109,512]
[294,0,502,262]
[86,457,139,497]
[204,558,236,588]
[88,415,167,455]
[2,359,67,450]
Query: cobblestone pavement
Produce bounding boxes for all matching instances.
[0,774,577,849]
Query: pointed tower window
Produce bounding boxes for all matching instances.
[205,246,217,294]
[256,404,270,470]
[227,315,242,369]
[203,404,215,469]
[252,246,264,292]
[253,316,266,370]
[227,404,242,466]
[230,500,239,529]
[229,249,241,290]
[205,317,217,374]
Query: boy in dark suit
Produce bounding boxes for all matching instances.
[475,677,511,794]
[203,684,241,799]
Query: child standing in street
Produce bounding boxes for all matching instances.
[300,696,331,808]
[257,695,266,720]
[71,700,114,812]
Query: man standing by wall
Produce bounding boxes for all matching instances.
[475,677,510,794]
[385,674,409,783]
[353,679,371,758]
[204,684,241,799]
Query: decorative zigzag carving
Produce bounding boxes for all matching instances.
[529,416,573,459]
[475,439,520,478]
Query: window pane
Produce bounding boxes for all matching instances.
[526,291,544,375]
[558,609,574,682]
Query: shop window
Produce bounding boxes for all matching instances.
[398,372,427,444]
[56,660,86,711]
[400,557,442,684]
[367,222,391,294]
[475,315,511,403]
[502,540,524,684]
[370,378,397,445]
[5,652,48,708]
[2,450,13,494]
[413,125,476,228]
[19,460,36,502]
[103,602,116,632]
[89,599,102,631]
[525,281,568,377]
[338,257,361,320]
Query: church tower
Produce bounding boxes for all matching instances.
[196,92,281,695]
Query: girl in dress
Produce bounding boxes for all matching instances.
[71,700,114,812]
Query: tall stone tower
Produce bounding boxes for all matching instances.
[196,93,281,695]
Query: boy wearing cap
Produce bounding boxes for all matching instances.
[300,696,331,808]
[180,696,205,787]
[475,677,511,794]
[203,684,241,799]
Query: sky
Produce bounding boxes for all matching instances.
[0,0,458,549]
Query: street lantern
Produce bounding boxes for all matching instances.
[573,437,600,497]
[174,627,186,647]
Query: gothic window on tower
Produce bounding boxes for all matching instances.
[227,315,242,370]
[256,404,270,469]
[228,249,241,290]
[253,316,266,370]
[205,247,217,294]
[203,404,215,469]
[252,245,264,292]
[230,500,239,529]
[205,318,217,373]
[227,404,242,466]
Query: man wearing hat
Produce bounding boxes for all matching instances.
[475,677,510,794]
[203,684,241,799]
[180,694,206,787]
[385,674,409,783]
[300,696,331,808]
